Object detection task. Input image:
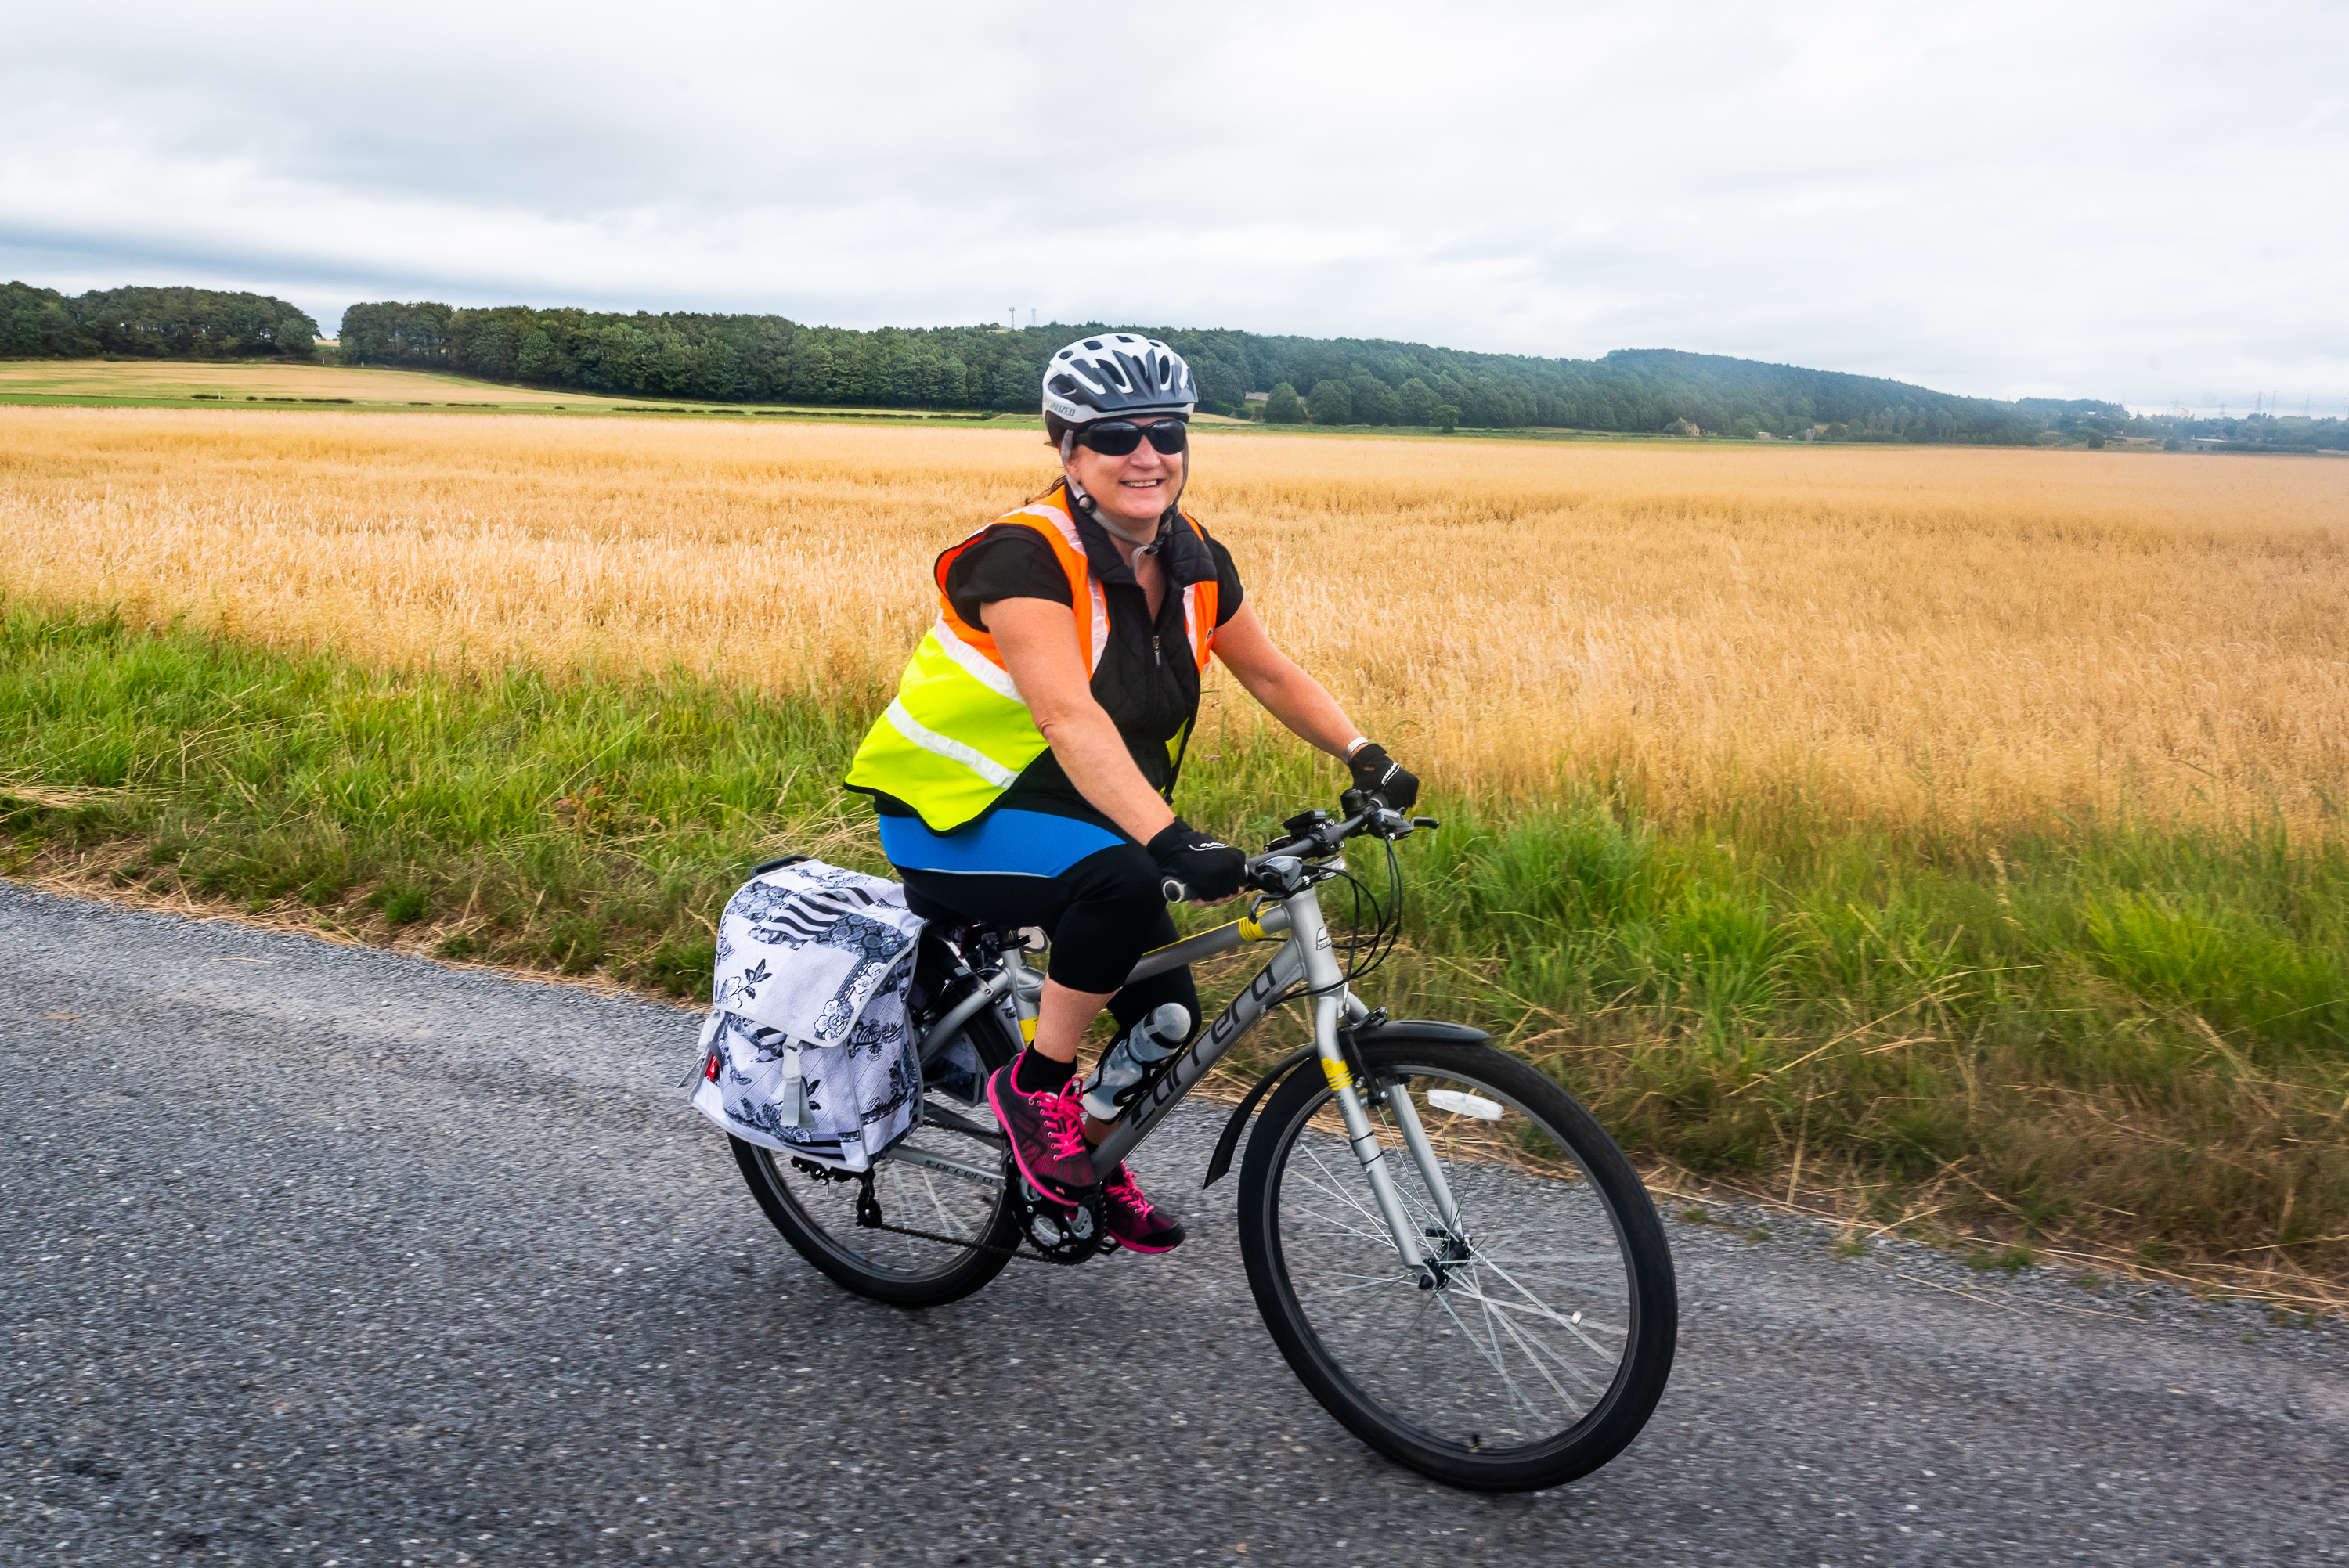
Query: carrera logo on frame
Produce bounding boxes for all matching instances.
[1211,962,1288,1049]
[1129,961,1290,1130]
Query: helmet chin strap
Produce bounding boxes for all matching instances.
[1060,426,1189,553]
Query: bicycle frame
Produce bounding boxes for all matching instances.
[909,865,1458,1278]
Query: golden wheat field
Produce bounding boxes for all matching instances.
[3,405,2344,836]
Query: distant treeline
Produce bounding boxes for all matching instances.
[6,276,2185,445]
[340,299,2051,442]
[2178,413,2349,452]
[2,281,318,360]
[2015,400,2349,452]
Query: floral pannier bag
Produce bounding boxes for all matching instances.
[687,856,926,1172]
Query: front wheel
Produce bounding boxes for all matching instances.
[1237,1037,1676,1491]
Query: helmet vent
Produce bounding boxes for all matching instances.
[1037,333,1198,423]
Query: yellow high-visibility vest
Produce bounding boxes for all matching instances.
[845,488,1218,833]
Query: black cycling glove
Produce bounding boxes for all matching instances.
[1146,819,1247,903]
[1347,742,1420,811]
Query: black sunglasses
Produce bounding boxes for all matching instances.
[1074,418,1189,457]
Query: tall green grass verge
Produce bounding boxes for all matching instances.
[5,609,2344,1277]
[0,609,889,992]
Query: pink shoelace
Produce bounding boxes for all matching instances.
[1106,1166,1153,1216]
[1038,1083,1090,1160]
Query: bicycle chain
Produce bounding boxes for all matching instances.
[853,1213,1088,1267]
[814,1156,1114,1267]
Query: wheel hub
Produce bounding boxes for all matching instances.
[1418,1225,1474,1289]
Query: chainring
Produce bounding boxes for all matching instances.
[1009,1159,1115,1265]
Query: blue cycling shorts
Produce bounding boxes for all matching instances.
[875,809,1127,879]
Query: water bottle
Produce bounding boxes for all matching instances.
[1079,1004,1191,1122]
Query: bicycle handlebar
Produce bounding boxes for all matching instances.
[1159,800,1440,904]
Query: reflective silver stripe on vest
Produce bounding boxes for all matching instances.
[929,617,1024,704]
[881,699,1019,788]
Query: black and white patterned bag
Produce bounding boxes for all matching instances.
[687,856,926,1172]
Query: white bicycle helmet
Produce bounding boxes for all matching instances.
[1041,333,1197,423]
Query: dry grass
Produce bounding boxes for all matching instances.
[0,358,602,406]
[2,405,2344,838]
[0,358,1009,416]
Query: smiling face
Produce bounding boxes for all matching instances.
[1065,425,1185,536]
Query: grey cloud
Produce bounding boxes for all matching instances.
[3,0,2344,410]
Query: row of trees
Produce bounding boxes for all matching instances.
[1,282,317,360]
[2,277,2118,445]
[1259,378,1463,431]
[337,300,2051,442]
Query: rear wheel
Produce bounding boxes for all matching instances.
[731,962,1022,1309]
[1237,1036,1676,1491]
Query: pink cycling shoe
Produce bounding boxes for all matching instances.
[987,1055,1096,1199]
[1103,1162,1185,1253]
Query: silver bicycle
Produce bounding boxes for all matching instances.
[727,794,1678,1492]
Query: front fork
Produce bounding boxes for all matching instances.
[1288,890,1465,1285]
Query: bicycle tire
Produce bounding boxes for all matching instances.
[1237,1036,1676,1491]
[731,961,1024,1310]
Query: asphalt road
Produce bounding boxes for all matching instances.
[4,881,2345,1568]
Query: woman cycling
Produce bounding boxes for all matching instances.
[844,334,1418,1253]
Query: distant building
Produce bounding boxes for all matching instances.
[1243,391,1269,404]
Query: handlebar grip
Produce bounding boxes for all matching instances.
[1160,877,1190,903]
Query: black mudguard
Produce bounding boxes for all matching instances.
[1199,1018,1492,1189]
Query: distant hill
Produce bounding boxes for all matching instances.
[338,300,2052,443]
[2,281,318,361]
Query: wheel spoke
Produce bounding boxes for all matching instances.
[1296,1137,1396,1235]
[1436,1284,1543,1424]
[1478,1281,1586,1408]
[1464,1253,1629,1344]
[1297,1271,1419,1298]
[1449,1281,1609,1393]
[915,1166,968,1240]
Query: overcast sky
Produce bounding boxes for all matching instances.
[5,1,2344,412]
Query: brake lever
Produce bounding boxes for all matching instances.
[1166,849,1308,905]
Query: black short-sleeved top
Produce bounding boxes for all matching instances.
[869,493,1244,834]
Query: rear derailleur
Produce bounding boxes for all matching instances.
[790,1156,885,1228]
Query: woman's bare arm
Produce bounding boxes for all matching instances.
[1209,603,1362,758]
[986,597,1178,845]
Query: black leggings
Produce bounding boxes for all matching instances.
[897,843,1199,1043]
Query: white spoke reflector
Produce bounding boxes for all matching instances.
[1426,1089,1503,1120]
